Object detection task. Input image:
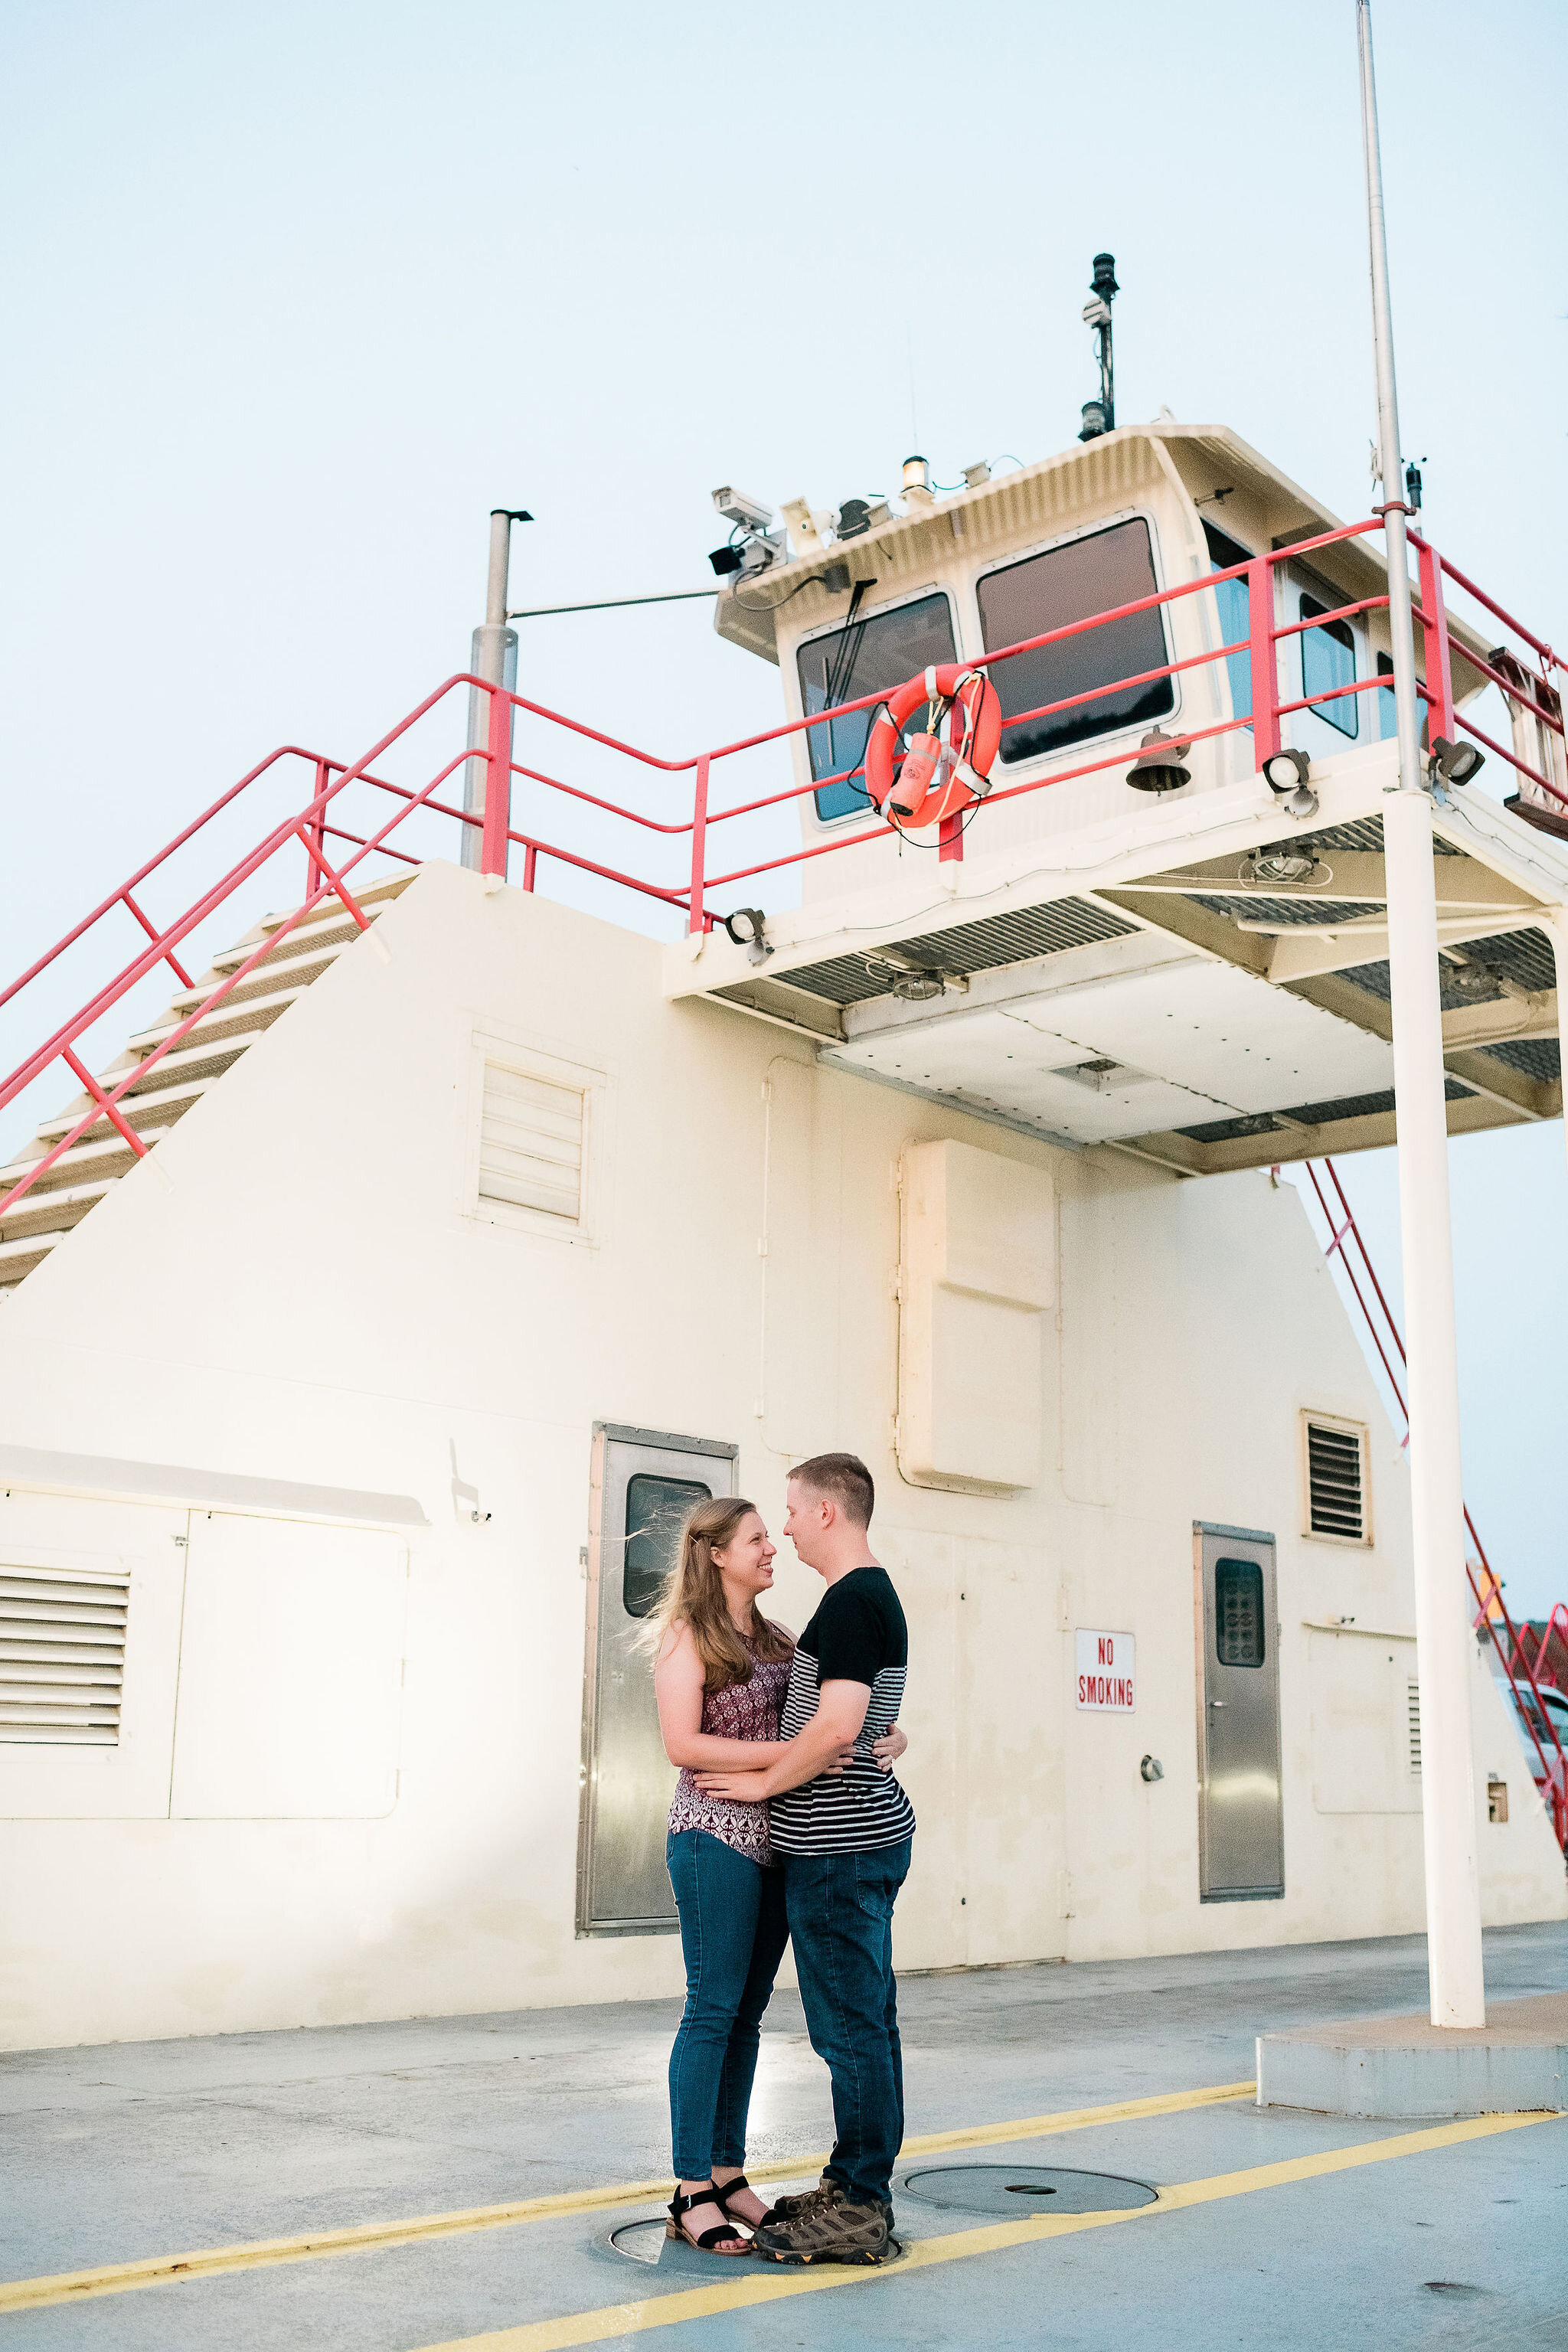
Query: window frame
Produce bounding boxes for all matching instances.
[1300,1410,1373,1547]
[792,583,963,831]
[969,508,1181,775]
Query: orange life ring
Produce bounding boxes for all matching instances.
[864,663,1002,831]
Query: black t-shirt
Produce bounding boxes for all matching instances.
[769,1566,916,1856]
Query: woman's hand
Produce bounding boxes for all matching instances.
[872,1721,908,1771]
[693,1767,776,1802]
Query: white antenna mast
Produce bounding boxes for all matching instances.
[1358,0,1486,2032]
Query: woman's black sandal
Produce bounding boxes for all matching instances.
[666,2184,752,2254]
[713,2173,778,2230]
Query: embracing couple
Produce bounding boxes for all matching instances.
[650,1451,914,2268]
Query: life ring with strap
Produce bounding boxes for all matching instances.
[864,663,1003,831]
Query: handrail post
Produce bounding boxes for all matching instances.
[1416,539,1455,747]
[939,811,964,864]
[305,758,329,901]
[688,757,709,934]
[1248,557,1281,765]
[481,682,512,880]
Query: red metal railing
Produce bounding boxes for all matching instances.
[4,515,1565,1231]
[1302,1158,1568,1854]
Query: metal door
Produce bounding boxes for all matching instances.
[577,1423,737,1935]
[1194,1522,1284,1901]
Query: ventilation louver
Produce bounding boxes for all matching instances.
[1407,1677,1423,1775]
[479,1063,584,1222]
[1306,1419,1367,1542]
[0,1565,129,1745]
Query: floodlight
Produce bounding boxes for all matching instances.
[1263,747,1312,795]
[708,546,744,577]
[722,907,773,965]
[1429,736,1485,786]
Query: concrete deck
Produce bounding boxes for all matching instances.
[1259,1988,1568,2118]
[2,1923,1566,2351]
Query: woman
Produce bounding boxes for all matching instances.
[651,1495,905,2255]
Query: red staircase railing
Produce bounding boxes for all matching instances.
[1302,1158,1568,1854]
[2,515,1564,1232]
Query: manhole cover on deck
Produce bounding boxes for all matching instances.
[900,2164,1157,2216]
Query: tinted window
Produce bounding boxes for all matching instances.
[976,518,1174,766]
[1377,651,1396,741]
[1204,521,1252,728]
[1301,592,1358,739]
[1215,1557,1266,1668]
[797,593,957,822]
[623,1473,710,1619]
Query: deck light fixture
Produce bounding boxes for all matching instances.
[1261,746,1319,819]
[1125,727,1191,792]
[722,908,773,965]
[1429,736,1485,786]
[1245,843,1325,886]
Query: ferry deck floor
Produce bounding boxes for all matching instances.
[2,1923,1566,2352]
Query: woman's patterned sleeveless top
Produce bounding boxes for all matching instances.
[667,1632,793,1867]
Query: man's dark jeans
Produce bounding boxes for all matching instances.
[782,1838,912,2209]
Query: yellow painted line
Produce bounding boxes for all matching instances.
[411,2109,1564,2352]
[0,2079,1251,2317]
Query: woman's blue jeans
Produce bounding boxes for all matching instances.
[667,1829,789,2181]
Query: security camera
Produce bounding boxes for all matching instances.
[711,485,775,536]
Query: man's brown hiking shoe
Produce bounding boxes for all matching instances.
[754,2194,891,2266]
[766,2174,842,2225]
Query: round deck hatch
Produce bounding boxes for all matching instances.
[899,2164,1156,2216]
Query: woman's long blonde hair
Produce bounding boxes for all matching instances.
[647,1494,792,1691]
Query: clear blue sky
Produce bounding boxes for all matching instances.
[2,0,1565,1609]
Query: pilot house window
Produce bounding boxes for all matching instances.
[798,593,958,822]
[1300,593,1359,738]
[976,518,1174,766]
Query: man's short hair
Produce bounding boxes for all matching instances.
[789,1452,874,1530]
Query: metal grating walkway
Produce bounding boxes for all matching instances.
[720,896,1137,1008]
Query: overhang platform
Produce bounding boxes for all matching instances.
[668,743,1568,1177]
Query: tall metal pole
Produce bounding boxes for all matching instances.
[1358,0,1485,2029]
[463,509,523,875]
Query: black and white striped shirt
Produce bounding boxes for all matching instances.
[769,1566,916,1856]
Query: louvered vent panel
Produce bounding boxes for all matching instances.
[479,1064,583,1221]
[0,1566,129,1745]
[1307,1421,1365,1540]
[1407,1678,1423,1775]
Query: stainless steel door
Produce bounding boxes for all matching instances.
[1194,1522,1283,1901]
[577,1423,737,1935]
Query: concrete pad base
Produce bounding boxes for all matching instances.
[1257,1990,1568,2118]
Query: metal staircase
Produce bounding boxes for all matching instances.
[0,874,412,1295]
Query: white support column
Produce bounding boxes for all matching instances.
[462,510,520,874]
[1384,791,1485,2027]
[1358,0,1484,2029]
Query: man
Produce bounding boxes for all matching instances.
[695,1451,913,2265]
